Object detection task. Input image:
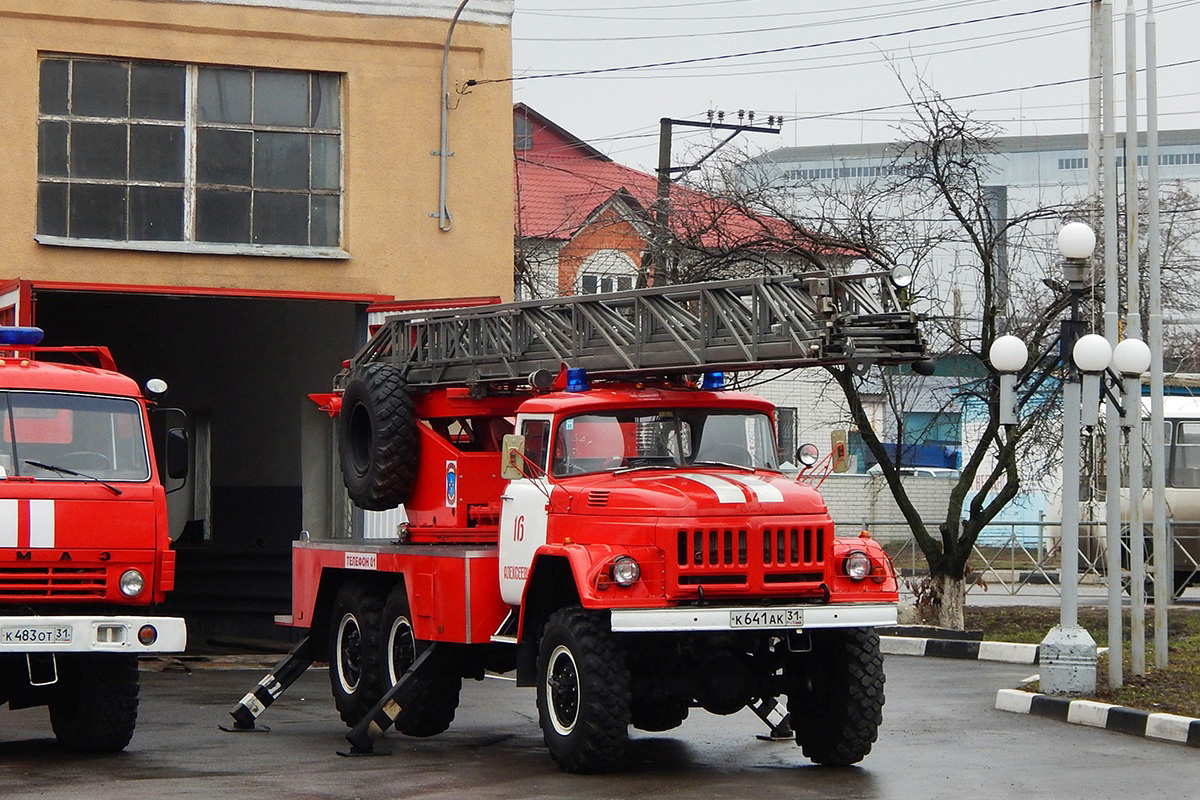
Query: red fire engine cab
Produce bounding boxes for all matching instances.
[230,272,928,773]
[0,326,187,752]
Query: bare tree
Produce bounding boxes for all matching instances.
[664,80,1083,629]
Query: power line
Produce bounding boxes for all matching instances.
[477,1,1091,85]
[518,0,978,15]
[514,0,995,36]
[781,57,1200,126]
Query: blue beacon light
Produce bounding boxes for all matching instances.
[0,327,44,346]
[700,372,725,390]
[565,367,590,392]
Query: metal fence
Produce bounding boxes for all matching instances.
[866,519,1200,596]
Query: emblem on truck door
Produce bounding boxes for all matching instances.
[446,461,458,509]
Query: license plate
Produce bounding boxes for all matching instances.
[729,608,803,629]
[2,626,73,645]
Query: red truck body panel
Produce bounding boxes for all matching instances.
[289,541,508,644]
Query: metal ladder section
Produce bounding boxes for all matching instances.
[349,272,926,389]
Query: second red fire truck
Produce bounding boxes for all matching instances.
[0,326,187,751]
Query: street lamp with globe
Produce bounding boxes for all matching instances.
[989,221,1150,695]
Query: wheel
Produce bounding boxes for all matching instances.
[338,363,419,511]
[381,583,461,737]
[630,697,690,732]
[785,627,884,766]
[536,607,630,773]
[49,654,139,752]
[328,581,386,726]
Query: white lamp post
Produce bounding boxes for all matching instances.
[1040,228,1102,696]
[993,222,1134,695]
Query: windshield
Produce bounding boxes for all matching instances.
[0,392,151,482]
[550,408,779,477]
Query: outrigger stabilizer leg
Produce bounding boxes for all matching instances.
[750,695,794,741]
[221,636,316,733]
[338,644,438,757]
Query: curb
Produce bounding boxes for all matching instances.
[996,688,1200,748]
[881,635,1040,664]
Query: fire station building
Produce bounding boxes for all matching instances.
[0,0,516,641]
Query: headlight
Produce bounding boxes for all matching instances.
[843,551,871,581]
[119,569,145,597]
[610,556,641,587]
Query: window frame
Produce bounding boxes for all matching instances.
[35,55,347,259]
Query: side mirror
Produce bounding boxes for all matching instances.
[165,428,189,480]
[500,433,527,480]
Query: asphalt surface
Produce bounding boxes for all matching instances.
[3,654,1198,799]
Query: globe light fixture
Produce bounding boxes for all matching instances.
[988,335,1028,374]
[1112,338,1152,376]
[1072,333,1113,373]
[1057,221,1097,260]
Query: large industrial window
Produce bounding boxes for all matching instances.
[37,56,342,253]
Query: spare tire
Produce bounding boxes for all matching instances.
[338,362,419,510]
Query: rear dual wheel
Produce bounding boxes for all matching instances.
[329,582,386,726]
[381,585,461,737]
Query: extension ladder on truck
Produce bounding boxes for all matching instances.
[344,271,926,388]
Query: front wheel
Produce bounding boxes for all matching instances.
[49,654,139,752]
[536,607,630,773]
[785,627,884,766]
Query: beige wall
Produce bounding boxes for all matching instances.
[0,0,515,301]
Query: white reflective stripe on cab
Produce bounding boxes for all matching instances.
[0,499,55,548]
[29,500,55,548]
[674,473,745,504]
[0,499,15,548]
[718,474,784,503]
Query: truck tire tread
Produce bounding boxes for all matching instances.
[49,653,140,752]
[339,363,419,510]
[382,584,462,737]
[786,627,884,766]
[536,607,630,773]
[329,581,387,726]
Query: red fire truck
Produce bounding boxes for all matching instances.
[0,326,187,752]
[230,272,927,772]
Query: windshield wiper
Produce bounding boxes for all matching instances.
[24,460,123,495]
[691,460,756,472]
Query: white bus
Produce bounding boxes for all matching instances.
[1084,394,1200,597]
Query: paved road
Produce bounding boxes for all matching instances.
[3,654,1198,799]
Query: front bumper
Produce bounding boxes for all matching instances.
[0,615,187,653]
[609,602,897,633]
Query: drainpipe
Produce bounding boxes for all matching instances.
[436,0,471,232]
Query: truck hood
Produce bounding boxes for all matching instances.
[565,470,827,516]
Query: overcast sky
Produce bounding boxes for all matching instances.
[505,0,1200,173]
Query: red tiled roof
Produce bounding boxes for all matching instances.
[514,104,792,250]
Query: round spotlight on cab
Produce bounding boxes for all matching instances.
[119,569,145,598]
[611,556,641,587]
